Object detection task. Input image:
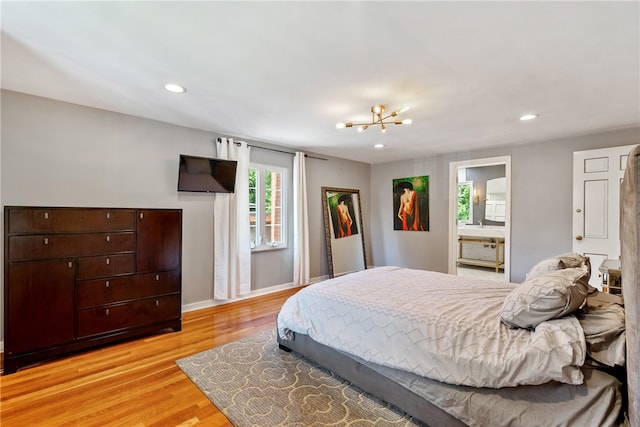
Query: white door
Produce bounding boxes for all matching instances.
[573,145,635,287]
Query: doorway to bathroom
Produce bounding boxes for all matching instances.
[448,156,511,282]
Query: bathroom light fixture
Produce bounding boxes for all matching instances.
[473,189,480,204]
[164,83,186,93]
[336,105,412,133]
[519,113,539,121]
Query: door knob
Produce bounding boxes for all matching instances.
[575,235,583,241]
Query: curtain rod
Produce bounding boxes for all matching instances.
[248,144,328,161]
[217,137,327,161]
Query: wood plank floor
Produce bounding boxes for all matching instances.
[0,287,302,426]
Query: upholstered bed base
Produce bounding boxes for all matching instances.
[277,331,466,427]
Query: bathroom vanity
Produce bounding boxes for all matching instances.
[457,225,505,272]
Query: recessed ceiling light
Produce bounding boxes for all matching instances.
[374,143,385,149]
[519,113,539,121]
[164,83,186,93]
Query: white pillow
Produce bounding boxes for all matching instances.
[501,266,590,329]
[526,252,591,280]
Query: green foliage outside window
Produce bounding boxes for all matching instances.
[264,171,272,213]
[457,183,471,222]
[249,169,257,205]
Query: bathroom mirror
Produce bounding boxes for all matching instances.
[322,187,367,277]
[485,177,506,222]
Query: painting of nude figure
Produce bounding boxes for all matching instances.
[326,191,359,238]
[393,175,429,231]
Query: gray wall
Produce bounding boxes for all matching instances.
[0,90,371,344]
[370,126,640,282]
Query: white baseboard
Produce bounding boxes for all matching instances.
[181,274,328,313]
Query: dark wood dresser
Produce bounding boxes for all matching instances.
[3,206,182,374]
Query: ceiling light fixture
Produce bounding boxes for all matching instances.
[337,105,412,133]
[519,113,539,121]
[164,83,186,93]
[374,143,385,149]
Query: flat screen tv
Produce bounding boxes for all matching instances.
[177,154,238,193]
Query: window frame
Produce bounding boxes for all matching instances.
[249,162,287,251]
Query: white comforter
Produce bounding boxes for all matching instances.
[277,266,586,388]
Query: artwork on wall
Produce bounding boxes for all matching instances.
[326,190,360,238]
[393,175,430,231]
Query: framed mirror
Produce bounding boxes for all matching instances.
[322,187,367,278]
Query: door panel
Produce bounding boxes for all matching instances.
[137,209,182,272]
[583,180,607,238]
[7,259,75,353]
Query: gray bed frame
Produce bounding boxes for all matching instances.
[277,330,465,426]
[279,145,639,427]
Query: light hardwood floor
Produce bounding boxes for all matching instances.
[0,287,302,426]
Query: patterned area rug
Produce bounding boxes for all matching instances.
[176,329,424,426]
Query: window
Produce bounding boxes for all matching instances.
[457,181,473,224]
[249,163,286,250]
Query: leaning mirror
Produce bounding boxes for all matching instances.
[322,187,367,277]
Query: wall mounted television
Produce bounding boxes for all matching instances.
[177,154,238,193]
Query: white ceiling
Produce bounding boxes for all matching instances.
[1,1,639,164]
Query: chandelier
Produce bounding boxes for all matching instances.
[336,105,412,133]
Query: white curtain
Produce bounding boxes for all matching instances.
[213,137,251,299]
[293,152,310,285]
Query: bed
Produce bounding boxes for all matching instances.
[277,144,639,427]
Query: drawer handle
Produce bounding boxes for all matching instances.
[44,237,49,245]
[106,258,110,265]
[105,280,110,288]
[105,308,110,316]
[44,212,49,219]
[106,212,111,220]
[155,274,160,281]
[106,235,111,242]
[140,212,144,220]
[156,300,160,307]
[68,261,73,268]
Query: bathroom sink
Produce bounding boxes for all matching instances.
[457,226,505,238]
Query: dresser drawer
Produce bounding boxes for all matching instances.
[77,271,179,308]
[137,271,181,295]
[77,254,136,280]
[76,295,181,338]
[77,275,137,308]
[8,208,135,234]
[8,232,135,261]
